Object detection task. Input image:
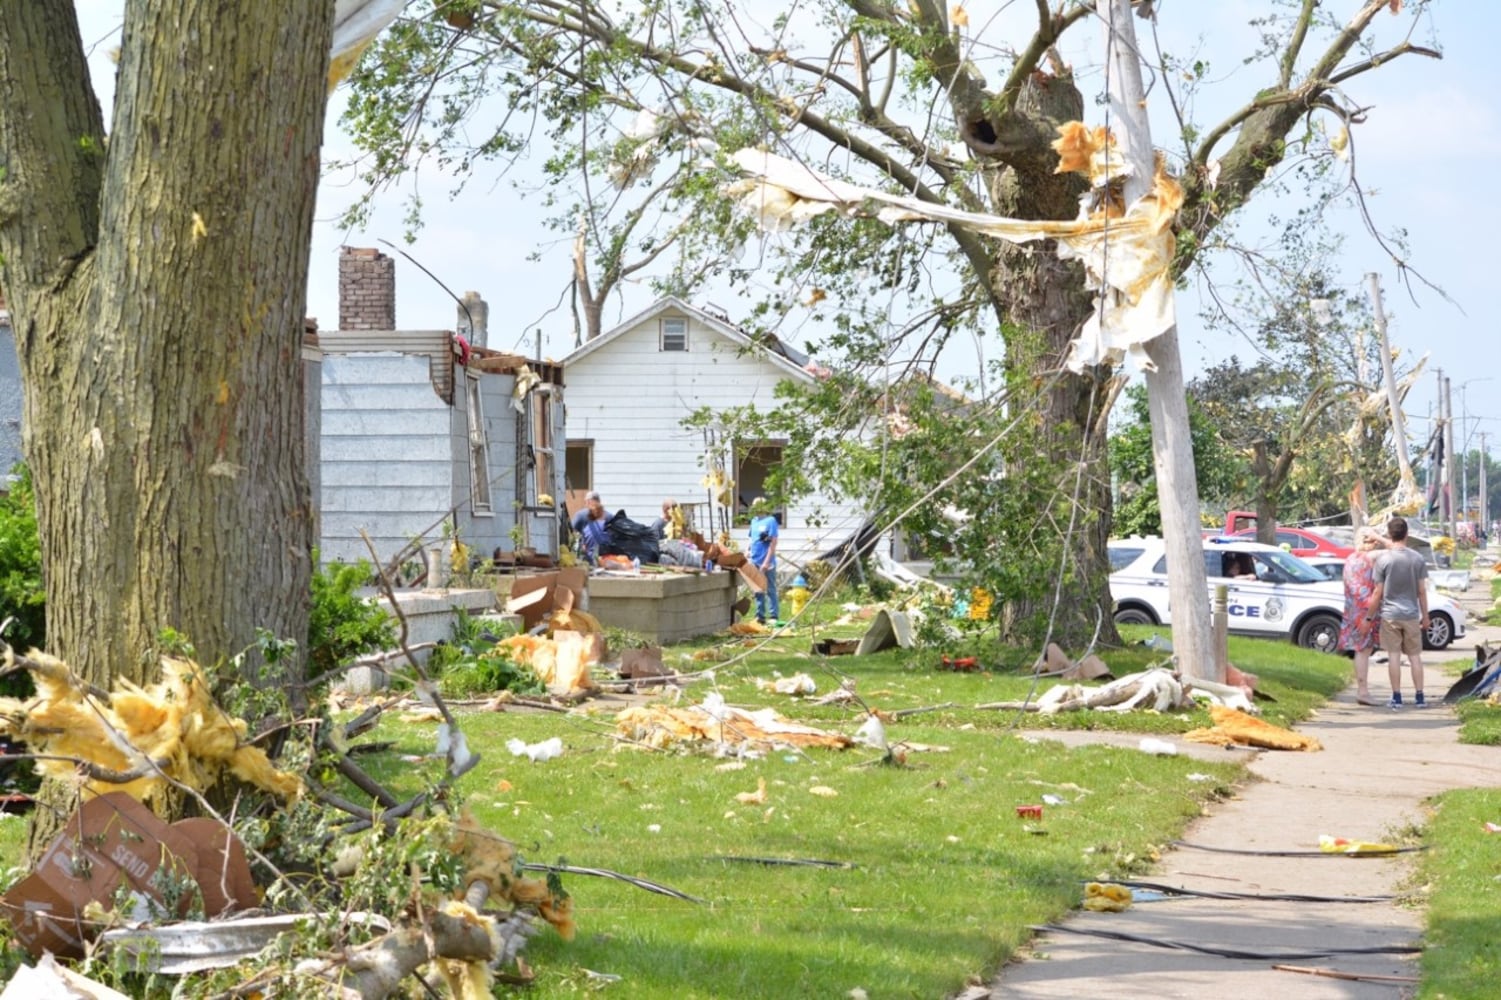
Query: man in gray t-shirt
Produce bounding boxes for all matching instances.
[1366,516,1430,709]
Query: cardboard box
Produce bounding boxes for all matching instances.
[619,647,666,678]
[171,818,258,918]
[0,794,256,959]
[505,568,587,631]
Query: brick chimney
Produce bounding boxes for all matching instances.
[456,291,488,348]
[338,246,395,330]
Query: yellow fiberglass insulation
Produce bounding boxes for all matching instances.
[0,650,303,804]
[450,809,576,940]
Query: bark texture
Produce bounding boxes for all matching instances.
[0,1,331,840]
[959,69,1122,647]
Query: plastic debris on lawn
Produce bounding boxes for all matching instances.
[507,737,564,763]
[756,672,816,695]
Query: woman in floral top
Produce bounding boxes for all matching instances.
[1340,528,1388,706]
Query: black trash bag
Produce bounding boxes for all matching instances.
[601,511,661,564]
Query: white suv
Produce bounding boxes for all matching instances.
[1108,536,1346,653]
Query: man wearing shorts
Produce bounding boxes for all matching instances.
[1365,516,1429,709]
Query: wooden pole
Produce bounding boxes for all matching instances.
[1098,0,1216,681]
[1366,274,1415,500]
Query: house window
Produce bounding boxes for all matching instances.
[530,390,555,508]
[734,441,784,523]
[661,316,688,352]
[466,377,492,513]
[566,441,593,492]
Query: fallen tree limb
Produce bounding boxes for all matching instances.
[1271,964,1418,983]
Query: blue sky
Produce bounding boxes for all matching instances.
[71,2,1497,465]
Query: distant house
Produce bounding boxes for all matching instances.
[0,294,22,484]
[314,248,566,571]
[561,297,865,567]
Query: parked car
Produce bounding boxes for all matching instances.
[1300,556,1466,651]
[1109,536,1348,652]
[1227,525,1354,559]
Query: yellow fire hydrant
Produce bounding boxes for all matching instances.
[787,576,811,619]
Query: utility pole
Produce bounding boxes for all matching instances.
[1443,373,1456,542]
[1481,431,1489,540]
[1099,0,1215,681]
[1366,275,1414,498]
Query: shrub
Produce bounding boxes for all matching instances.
[308,555,397,676]
[0,464,43,656]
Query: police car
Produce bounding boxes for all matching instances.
[1108,536,1346,652]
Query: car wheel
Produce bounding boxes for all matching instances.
[1424,612,1454,651]
[1113,606,1158,626]
[1295,613,1341,654]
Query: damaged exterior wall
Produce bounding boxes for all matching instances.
[317,344,558,568]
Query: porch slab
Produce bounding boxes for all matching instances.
[584,570,736,644]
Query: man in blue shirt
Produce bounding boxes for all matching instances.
[748,497,780,624]
[570,491,611,563]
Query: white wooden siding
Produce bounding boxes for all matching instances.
[564,311,867,567]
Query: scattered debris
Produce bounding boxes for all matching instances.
[0,951,131,1000]
[855,608,915,655]
[0,651,303,805]
[1184,705,1323,751]
[507,737,564,762]
[756,672,816,695]
[735,778,769,804]
[1081,881,1134,912]
[1138,738,1178,756]
[2,793,256,959]
[1318,835,1397,856]
[618,647,666,678]
[616,694,853,752]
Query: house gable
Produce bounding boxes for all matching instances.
[561,299,865,564]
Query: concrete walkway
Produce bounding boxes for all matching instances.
[985,593,1500,999]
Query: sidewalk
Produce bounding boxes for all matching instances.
[986,622,1499,998]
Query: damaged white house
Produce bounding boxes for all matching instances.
[561,296,867,568]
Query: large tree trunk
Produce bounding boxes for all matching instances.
[0,0,330,845]
[979,71,1121,649]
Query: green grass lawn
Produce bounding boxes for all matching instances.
[326,618,1345,998]
[1417,787,1501,999]
[0,612,1364,997]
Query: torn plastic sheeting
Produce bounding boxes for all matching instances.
[726,127,1182,373]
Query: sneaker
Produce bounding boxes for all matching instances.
[1414,692,1427,709]
[1389,693,1403,710]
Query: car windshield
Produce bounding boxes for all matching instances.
[1255,549,1328,583]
